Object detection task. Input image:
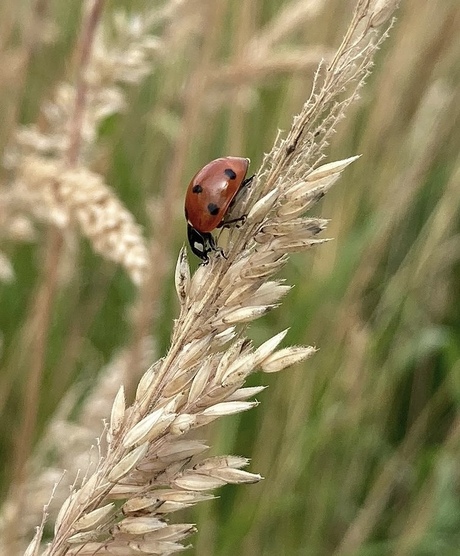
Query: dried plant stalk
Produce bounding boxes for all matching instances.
[3,2,181,285]
[0,338,154,555]
[22,2,399,555]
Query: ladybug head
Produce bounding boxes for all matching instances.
[187,224,209,263]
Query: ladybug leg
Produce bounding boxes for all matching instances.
[228,174,254,211]
[218,174,254,230]
[208,232,227,259]
[230,175,254,207]
[217,214,247,229]
[241,174,254,189]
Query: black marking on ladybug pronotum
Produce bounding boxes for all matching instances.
[207,203,220,216]
[224,168,237,180]
[192,184,203,193]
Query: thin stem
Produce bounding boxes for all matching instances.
[7,0,106,548]
[124,0,227,398]
[0,0,51,154]
[67,0,106,166]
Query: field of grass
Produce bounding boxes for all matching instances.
[1,0,460,555]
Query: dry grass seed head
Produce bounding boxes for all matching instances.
[21,2,400,555]
[17,156,150,285]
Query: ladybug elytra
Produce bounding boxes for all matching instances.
[185,157,251,263]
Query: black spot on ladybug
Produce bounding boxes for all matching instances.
[207,203,220,216]
[192,184,203,193]
[224,168,237,180]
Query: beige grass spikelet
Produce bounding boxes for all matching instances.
[0,188,35,283]
[24,2,400,555]
[73,503,115,532]
[0,251,15,283]
[61,166,150,285]
[23,526,43,556]
[17,155,150,285]
[0,338,155,553]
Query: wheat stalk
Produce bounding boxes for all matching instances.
[21,2,399,555]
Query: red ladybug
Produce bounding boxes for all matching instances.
[185,157,251,262]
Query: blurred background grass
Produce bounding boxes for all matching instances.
[1,0,460,554]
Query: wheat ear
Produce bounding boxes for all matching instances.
[25,2,399,555]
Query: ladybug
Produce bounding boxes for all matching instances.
[185,156,252,262]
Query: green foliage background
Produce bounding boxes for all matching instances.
[1,0,460,554]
